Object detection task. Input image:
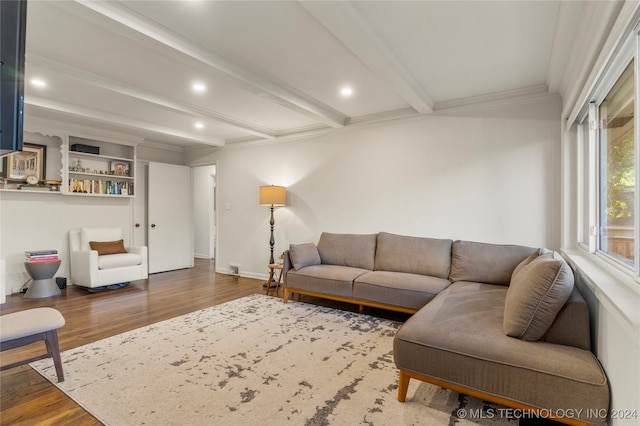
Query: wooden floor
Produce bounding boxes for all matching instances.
[0,259,409,426]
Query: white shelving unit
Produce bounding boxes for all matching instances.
[64,136,136,198]
[1,130,138,197]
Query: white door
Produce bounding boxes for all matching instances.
[209,174,216,258]
[132,162,147,247]
[148,162,193,273]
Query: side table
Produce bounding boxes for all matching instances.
[264,263,283,295]
[24,260,62,298]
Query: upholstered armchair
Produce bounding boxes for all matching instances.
[69,227,148,289]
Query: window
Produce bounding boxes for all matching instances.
[578,118,591,248]
[597,61,636,267]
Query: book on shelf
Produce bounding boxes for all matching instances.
[68,178,134,195]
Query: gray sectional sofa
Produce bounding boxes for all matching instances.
[282,232,610,425]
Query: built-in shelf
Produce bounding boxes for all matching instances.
[2,130,138,198]
[0,188,61,194]
[63,136,137,198]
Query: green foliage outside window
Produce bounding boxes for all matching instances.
[606,134,635,224]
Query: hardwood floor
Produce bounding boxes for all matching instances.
[0,259,409,425]
[0,259,262,425]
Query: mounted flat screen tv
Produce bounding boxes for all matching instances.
[1,0,27,157]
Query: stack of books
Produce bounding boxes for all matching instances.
[25,249,59,263]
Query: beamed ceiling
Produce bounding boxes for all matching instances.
[21,1,601,150]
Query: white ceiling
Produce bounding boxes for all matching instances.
[22,0,587,150]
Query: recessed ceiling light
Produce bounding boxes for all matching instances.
[192,83,206,92]
[195,122,204,129]
[340,86,353,97]
[31,79,47,87]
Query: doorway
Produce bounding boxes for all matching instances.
[194,165,216,260]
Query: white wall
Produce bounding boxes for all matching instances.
[0,134,189,296]
[0,191,131,293]
[187,94,562,279]
[193,165,216,259]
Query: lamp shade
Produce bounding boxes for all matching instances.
[259,185,286,206]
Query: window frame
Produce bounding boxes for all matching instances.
[576,33,639,284]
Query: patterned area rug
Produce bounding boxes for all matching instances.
[31,294,514,425]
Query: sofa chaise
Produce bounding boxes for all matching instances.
[282,232,609,425]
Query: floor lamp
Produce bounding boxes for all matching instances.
[259,185,287,265]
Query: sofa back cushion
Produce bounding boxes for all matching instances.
[503,252,574,341]
[542,287,591,350]
[449,240,537,285]
[374,232,452,279]
[317,232,377,270]
[289,243,321,270]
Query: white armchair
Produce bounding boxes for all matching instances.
[69,227,148,289]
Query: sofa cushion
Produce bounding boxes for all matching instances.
[98,253,142,270]
[503,252,574,341]
[354,271,450,311]
[289,243,321,270]
[393,281,609,424]
[374,232,452,279]
[449,240,536,285]
[542,287,591,350]
[89,239,128,256]
[285,265,369,298]
[317,232,376,270]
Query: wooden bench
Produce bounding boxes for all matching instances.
[0,307,65,382]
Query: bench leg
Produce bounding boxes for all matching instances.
[397,370,410,402]
[44,330,64,382]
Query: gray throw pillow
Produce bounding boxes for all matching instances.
[503,252,574,341]
[289,243,321,270]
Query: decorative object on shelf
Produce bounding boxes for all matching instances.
[70,143,99,155]
[2,143,46,181]
[110,160,129,176]
[259,185,287,264]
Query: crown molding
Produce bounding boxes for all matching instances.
[433,84,549,112]
[223,88,559,148]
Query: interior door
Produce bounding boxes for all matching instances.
[132,162,147,247]
[148,162,193,273]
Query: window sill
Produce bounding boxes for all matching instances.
[562,248,640,333]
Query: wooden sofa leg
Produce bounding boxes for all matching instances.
[283,289,289,303]
[44,330,64,382]
[397,370,410,402]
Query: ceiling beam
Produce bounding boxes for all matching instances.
[25,96,226,146]
[68,0,348,129]
[300,1,434,114]
[27,54,277,140]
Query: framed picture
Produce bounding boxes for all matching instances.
[110,160,129,177]
[3,143,47,181]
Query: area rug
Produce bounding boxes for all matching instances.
[31,294,514,425]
